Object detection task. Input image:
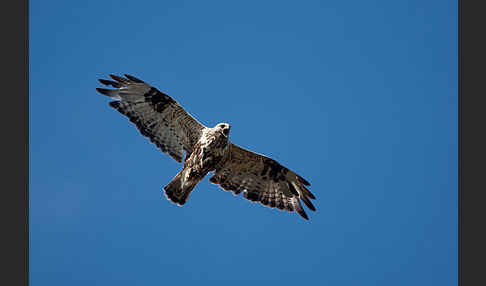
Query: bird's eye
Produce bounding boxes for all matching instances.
[223,128,229,135]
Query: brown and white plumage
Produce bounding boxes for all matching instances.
[97,74,316,220]
[209,144,315,219]
[97,74,204,162]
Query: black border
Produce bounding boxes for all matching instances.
[3,0,28,285]
[461,0,486,285]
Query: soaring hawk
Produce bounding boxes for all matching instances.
[96,74,316,220]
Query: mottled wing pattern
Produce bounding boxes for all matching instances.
[209,143,316,220]
[96,74,206,162]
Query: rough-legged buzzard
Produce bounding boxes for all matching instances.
[97,74,316,220]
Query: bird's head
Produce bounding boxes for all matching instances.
[215,123,231,138]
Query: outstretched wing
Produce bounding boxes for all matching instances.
[209,143,316,220]
[96,74,206,162]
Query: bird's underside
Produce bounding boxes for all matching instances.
[97,74,316,220]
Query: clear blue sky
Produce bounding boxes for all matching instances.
[30,1,457,285]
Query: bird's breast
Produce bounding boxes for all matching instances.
[193,135,228,171]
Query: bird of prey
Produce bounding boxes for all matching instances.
[96,74,316,220]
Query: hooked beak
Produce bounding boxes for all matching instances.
[222,127,230,137]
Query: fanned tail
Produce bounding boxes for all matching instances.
[163,170,199,206]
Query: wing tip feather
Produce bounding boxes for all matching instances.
[297,176,311,186]
[99,79,121,88]
[124,74,144,83]
[108,100,120,108]
[293,198,309,220]
[297,208,309,220]
[109,74,129,83]
[300,195,316,212]
[96,88,118,98]
[301,185,316,200]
